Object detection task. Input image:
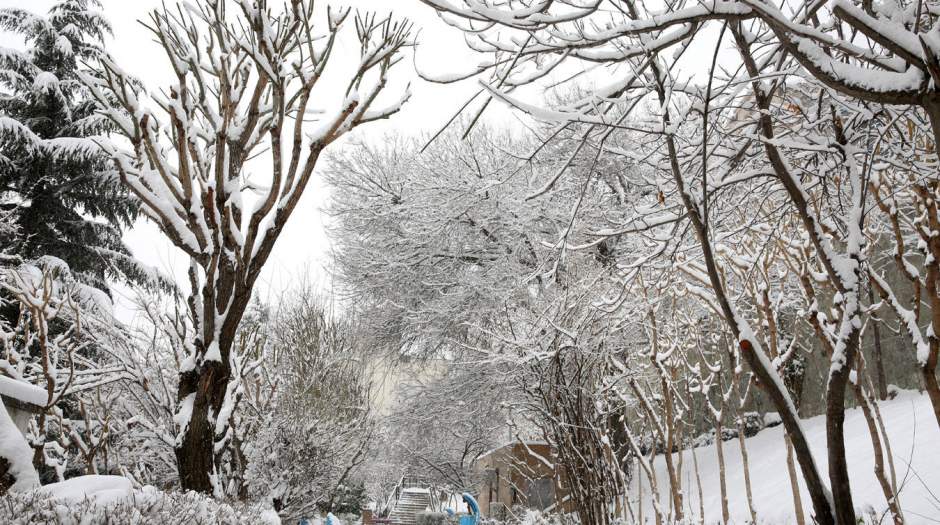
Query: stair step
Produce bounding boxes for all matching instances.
[389,485,435,525]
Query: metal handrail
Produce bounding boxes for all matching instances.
[381,477,404,516]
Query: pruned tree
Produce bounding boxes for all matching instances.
[80,0,412,493]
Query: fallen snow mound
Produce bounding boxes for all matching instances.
[38,474,133,504]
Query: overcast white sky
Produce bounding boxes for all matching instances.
[0,0,527,321]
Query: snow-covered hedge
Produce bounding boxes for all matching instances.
[0,486,280,524]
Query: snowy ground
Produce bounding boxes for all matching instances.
[630,390,939,524]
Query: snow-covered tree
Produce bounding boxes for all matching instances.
[867,136,940,430]
[0,0,143,292]
[414,2,940,523]
[245,292,374,521]
[80,0,413,494]
[504,299,635,525]
[325,124,624,358]
[326,124,645,523]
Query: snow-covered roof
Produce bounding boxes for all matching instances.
[0,375,46,409]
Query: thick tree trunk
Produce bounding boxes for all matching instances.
[924,100,940,164]
[918,101,940,431]
[175,359,230,493]
[174,257,254,493]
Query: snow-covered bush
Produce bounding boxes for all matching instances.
[416,512,456,525]
[737,412,764,438]
[481,511,579,525]
[0,403,40,493]
[0,257,132,484]
[762,412,783,428]
[0,486,280,524]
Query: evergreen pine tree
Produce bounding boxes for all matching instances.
[0,0,147,292]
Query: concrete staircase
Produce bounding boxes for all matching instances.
[389,488,432,525]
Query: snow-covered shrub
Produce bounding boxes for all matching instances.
[886,384,901,400]
[719,426,738,442]
[329,483,369,514]
[737,412,764,438]
[763,412,783,428]
[0,402,40,493]
[416,511,456,525]
[483,510,578,525]
[0,486,280,524]
[690,413,777,450]
[0,257,135,484]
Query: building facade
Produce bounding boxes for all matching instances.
[474,442,574,519]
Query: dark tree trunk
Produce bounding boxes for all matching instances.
[175,262,247,494]
[922,349,940,429]
[175,359,230,493]
[918,160,940,431]
[825,332,859,525]
[738,341,834,525]
[0,458,15,496]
